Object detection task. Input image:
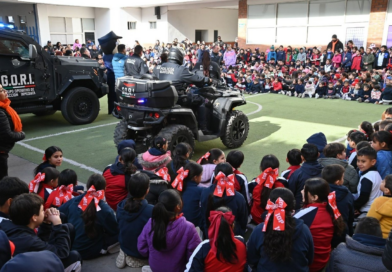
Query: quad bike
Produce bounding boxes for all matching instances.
[113,74,250,153]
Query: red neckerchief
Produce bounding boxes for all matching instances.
[262,197,287,232]
[208,211,235,254]
[328,191,342,219]
[51,184,73,207]
[171,167,189,191]
[214,172,235,197]
[170,213,184,221]
[78,186,105,212]
[287,165,301,179]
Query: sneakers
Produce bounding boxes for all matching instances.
[357,98,363,103]
[324,96,328,99]
[107,242,120,254]
[116,249,127,269]
[301,93,306,98]
[364,99,370,103]
[315,93,319,99]
[346,97,351,101]
[117,249,149,268]
[142,266,153,272]
[281,91,286,95]
[294,92,298,97]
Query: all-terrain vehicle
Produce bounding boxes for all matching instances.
[0,26,108,125]
[113,74,250,152]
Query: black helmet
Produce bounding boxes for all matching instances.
[168,48,184,65]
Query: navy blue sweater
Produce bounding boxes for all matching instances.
[182,179,205,227]
[0,250,64,272]
[247,218,314,272]
[382,86,392,101]
[289,161,323,210]
[0,230,11,269]
[59,193,118,259]
[116,198,153,258]
[295,84,305,94]
[200,184,248,237]
[276,51,286,62]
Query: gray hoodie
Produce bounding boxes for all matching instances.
[297,52,307,63]
[318,157,359,193]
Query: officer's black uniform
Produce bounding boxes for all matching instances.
[192,61,221,80]
[124,54,149,78]
[156,48,211,133]
[210,52,222,64]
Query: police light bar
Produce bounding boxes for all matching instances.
[0,23,14,29]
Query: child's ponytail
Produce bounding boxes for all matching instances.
[124,173,150,213]
[259,155,280,209]
[151,189,182,251]
[197,148,224,165]
[119,148,137,175]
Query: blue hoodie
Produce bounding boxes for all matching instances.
[276,50,286,62]
[307,133,327,158]
[0,251,64,272]
[112,53,128,80]
[181,179,206,227]
[247,218,314,272]
[200,185,248,237]
[289,161,324,210]
[376,150,392,179]
[116,198,153,258]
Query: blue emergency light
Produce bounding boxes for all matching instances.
[0,23,14,29]
[137,99,145,104]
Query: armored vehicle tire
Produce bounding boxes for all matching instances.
[113,119,148,154]
[158,125,195,153]
[61,87,100,125]
[221,110,249,149]
[34,110,57,116]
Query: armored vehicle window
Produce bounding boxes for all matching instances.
[0,38,29,59]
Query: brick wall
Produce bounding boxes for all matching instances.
[367,0,389,48]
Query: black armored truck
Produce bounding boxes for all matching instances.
[0,26,107,125]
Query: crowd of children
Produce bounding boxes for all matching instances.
[3,107,392,271]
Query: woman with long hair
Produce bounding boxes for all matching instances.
[0,84,25,179]
[192,51,221,79]
[34,146,63,175]
[185,207,247,271]
[247,187,314,271]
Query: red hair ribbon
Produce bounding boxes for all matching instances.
[156,167,171,182]
[208,211,235,254]
[197,152,210,164]
[255,167,279,189]
[171,167,189,191]
[214,172,235,197]
[328,191,341,219]
[52,184,74,207]
[262,197,287,232]
[29,173,46,193]
[78,185,105,212]
[42,154,47,161]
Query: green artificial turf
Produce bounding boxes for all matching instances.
[11,94,388,183]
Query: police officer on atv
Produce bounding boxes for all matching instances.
[156,48,212,134]
[125,45,149,78]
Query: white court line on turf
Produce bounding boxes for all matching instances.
[246,101,262,116]
[16,142,102,174]
[22,122,118,142]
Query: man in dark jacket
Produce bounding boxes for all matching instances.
[125,45,149,78]
[327,35,344,54]
[329,217,386,271]
[376,46,390,70]
[276,46,286,62]
[289,144,323,210]
[210,45,222,64]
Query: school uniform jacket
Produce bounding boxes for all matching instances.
[200,185,248,237]
[353,167,383,213]
[247,218,314,272]
[185,236,247,272]
[233,172,251,206]
[181,179,206,227]
[116,198,153,258]
[103,162,130,211]
[59,193,118,258]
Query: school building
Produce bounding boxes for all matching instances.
[0,0,391,50]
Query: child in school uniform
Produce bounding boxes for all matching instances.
[368,174,392,238]
[315,81,327,99]
[166,143,191,182]
[138,137,172,171]
[185,207,247,271]
[281,149,302,180]
[59,174,119,260]
[226,150,251,207]
[197,148,225,188]
[116,173,153,268]
[172,161,205,227]
[369,85,382,104]
[249,155,286,224]
[29,167,59,205]
[200,163,248,237]
[353,148,383,218]
[138,189,201,272]
[0,177,29,221]
[348,131,368,169]
[372,131,392,179]
[34,146,63,175]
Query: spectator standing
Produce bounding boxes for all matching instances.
[0,85,25,179]
[327,35,344,54]
[210,45,222,64]
[376,46,390,70]
[223,45,236,67]
[72,39,81,51]
[362,48,375,71]
[86,39,94,48]
[112,44,128,80]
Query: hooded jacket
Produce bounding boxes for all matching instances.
[0,108,25,153]
[307,133,327,158]
[362,53,375,71]
[381,86,392,101]
[200,164,216,186]
[329,183,354,247]
[223,50,236,67]
[200,185,248,237]
[112,53,128,80]
[103,162,130,211]
[329,234,386,272]
[318,157,359,193]
[138,148,172,171]
[341,51,352,67]
[289,161,324,210]
[139,170,170,205]
[0,250,64,272]
[59,193,118,259]
[297,51,307,63]
[116,198,153,258]
[376,150,392,179]
[247,217,314,272]
[181,179,206,227]
[116,139,142,170]
[367,196,392,239]
[137,216,201,272]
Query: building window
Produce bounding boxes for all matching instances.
[127,21,136,30]
[149,21,157,29]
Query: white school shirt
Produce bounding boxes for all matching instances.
[353,170,383,212]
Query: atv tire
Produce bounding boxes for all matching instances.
[158,125,195,153]
[113,119,147,154]
[61,87,99,125]
[221,110,249,148]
